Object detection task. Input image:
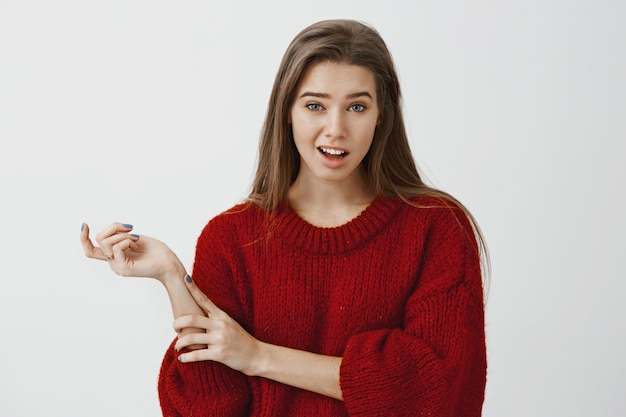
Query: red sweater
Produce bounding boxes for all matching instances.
[158,196,486,416]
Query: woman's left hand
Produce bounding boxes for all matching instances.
[174,276,264,376]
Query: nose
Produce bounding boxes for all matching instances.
[324,109,347,139]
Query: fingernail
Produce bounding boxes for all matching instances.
[81,223,85,231]
[185,275,192,283]
[122,223,133,229]
[178,355,183,362]
[130,234,140,238]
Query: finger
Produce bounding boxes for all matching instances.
[176,342,228,363]
[96,225,138,260]
[174,332,212,352]
[108,237,141,275]
[184,275,220,316]
[80,223,107,261]
[173,314,213,333]
[177,348,214,363]
[110,235,140,257]
[95,222,134,247]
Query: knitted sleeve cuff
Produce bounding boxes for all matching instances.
[339,282,486,417]
[158,340,252,417]
[340,328,445,416]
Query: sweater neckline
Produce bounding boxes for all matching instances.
[274,195,402,254]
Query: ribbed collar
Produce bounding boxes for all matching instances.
[272,196,403,255]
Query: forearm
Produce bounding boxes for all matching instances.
[252,342,343,401]
[162,268,205,339]
[163,274,204,318]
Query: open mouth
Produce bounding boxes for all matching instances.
[318,147,348,160]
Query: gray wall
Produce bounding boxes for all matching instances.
[1,0,624,415]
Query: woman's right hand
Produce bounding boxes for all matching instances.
[80,222,186,284]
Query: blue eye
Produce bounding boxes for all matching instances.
[307,103,323,111]
[349,104,365,112]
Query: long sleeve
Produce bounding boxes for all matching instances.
[158,198,487,416]
[158,341,252,417]
[157,216,253,417]
[339,206,487,416]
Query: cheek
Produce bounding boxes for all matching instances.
[290,123,310,154]
[290,123,306,146]
[291,115,321,139]
[357,120,378,144]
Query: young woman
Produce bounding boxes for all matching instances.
[81,19,488,416]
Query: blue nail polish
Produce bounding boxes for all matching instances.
[81,223,85,231]
[178,355,183,362]
[130,234,139,238]
[122,223,133,229]
[185,275,192,283]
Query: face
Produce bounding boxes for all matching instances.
[289,61,379,186]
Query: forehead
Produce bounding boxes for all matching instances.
[296,61,376,96]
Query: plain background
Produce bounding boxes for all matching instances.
[1,0,624,416]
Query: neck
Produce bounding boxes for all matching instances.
[287,168,376,227]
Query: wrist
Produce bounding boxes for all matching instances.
[245,341,271,377]
[160,262,188,288]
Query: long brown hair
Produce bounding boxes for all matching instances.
[248,19,490,286]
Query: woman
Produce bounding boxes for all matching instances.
[81,19,488,416]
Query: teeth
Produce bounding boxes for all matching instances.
[320,147,346,156]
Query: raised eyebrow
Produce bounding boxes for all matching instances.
[346,91,373,100]
[299,92,330,99]
[298,91,374,100]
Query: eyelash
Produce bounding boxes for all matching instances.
[306,103,367,112]
[349,104,366,112]
[307,103,324,111]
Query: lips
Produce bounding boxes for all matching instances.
[319,147,348,160]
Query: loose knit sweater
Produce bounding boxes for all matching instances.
[158,196,487,416]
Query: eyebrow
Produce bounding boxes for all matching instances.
[298,91,373,100]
